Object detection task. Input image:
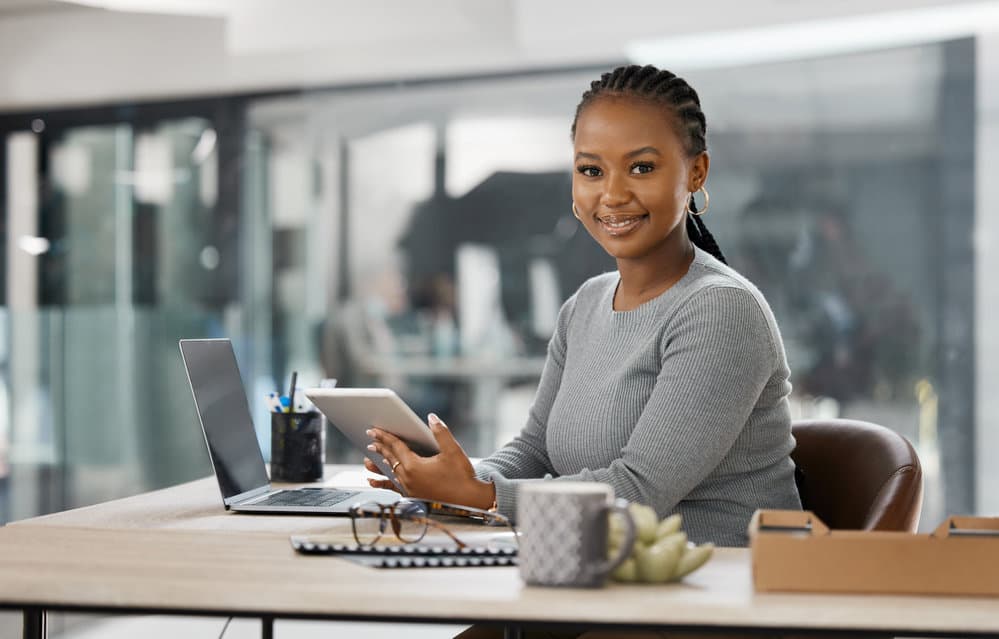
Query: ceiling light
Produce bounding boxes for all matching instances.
[60,0,234,16]
[18,236,50,257]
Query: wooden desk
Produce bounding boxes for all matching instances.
[2,470,999,639]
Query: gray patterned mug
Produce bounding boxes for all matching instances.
[517,482,637,587]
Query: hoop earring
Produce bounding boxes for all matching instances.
[687,186,710,216]
[572,203,581,220]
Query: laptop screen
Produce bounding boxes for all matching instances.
[180,339,269,500]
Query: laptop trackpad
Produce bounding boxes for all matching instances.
[363,488,404,505]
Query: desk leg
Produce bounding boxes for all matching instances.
[261,616,273,639]
[502,626,523,639]
[22,608,46,639]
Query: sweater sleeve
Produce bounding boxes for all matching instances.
[482,285,778,520]
[473,293,575,505]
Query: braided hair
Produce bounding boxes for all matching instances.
[571,64,727,264]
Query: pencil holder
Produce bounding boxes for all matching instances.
[270,411,324,482]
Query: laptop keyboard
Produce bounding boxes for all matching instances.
[255,488,359,508]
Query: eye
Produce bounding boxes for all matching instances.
[630,162,655,175]
[576,165,602,178]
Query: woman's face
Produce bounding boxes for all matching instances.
[572,95,708,262]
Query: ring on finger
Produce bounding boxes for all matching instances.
[391,460,401,472]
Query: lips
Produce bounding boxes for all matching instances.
[595,213,649,237]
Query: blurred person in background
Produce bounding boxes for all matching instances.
[736,197,920,404]
[322,259,457,425]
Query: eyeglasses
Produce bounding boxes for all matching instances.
[348,499,516,550]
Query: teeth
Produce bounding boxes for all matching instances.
[600,217,642,228]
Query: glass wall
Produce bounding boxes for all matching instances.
[0,104,268,524]
[687,41,976,525]
[0,38,978,533]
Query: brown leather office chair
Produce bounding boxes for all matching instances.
[791,419,923,532]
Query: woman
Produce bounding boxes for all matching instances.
[365,64,801,547]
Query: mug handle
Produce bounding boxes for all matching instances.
[588,498,637,580]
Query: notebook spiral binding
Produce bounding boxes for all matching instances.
[290,538,518,569]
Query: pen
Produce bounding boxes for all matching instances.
[287,371,297,414]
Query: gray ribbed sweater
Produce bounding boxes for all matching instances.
[475,247,802,547]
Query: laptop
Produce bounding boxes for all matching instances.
[179,338,400,514]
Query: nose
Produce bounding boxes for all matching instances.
[600,171,632,208]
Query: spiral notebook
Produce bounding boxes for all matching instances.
[290,537,517,569]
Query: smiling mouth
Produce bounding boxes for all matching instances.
[595,214,649,237]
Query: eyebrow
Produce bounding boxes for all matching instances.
[626,146,662,159]
[574,146,662,162]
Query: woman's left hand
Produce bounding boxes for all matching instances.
[364,413,494,509]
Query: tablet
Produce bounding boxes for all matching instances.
[303,388,440,483]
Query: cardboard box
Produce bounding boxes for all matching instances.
[749,509,999,596]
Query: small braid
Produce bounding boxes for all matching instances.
[689,199,727,265]
[572,64,726,264]
[685,215,703,246]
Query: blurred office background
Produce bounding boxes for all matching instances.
[0,1,998,627]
